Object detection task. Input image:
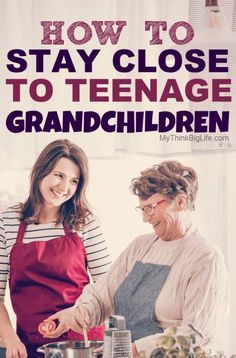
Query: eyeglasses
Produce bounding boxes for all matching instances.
[135,199,167,217]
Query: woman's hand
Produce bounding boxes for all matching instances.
[0,302,27,357]
[6,338,27,358]
[69,305,90,334]
[41,306,75,338]
[41,305,90,338]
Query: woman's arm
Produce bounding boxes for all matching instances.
[0,301,27,358]
[175,248,229,341]
[81,217,112,282]
[44,243,131,338]
[0,215,8,302]
[44,234,147,339]
[0,214,27,357]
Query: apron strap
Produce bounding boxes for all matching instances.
[17,222,72,243]
[16,222,27,244]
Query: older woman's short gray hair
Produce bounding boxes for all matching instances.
[131,160,198,211]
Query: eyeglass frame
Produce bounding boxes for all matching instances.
[135,199,167,217]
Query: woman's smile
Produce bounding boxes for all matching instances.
[50,188,67,199]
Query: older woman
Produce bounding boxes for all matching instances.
[45,160,228,357]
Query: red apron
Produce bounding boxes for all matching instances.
[9,222,104,357]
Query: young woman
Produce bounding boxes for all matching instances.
[0,139,111,358]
